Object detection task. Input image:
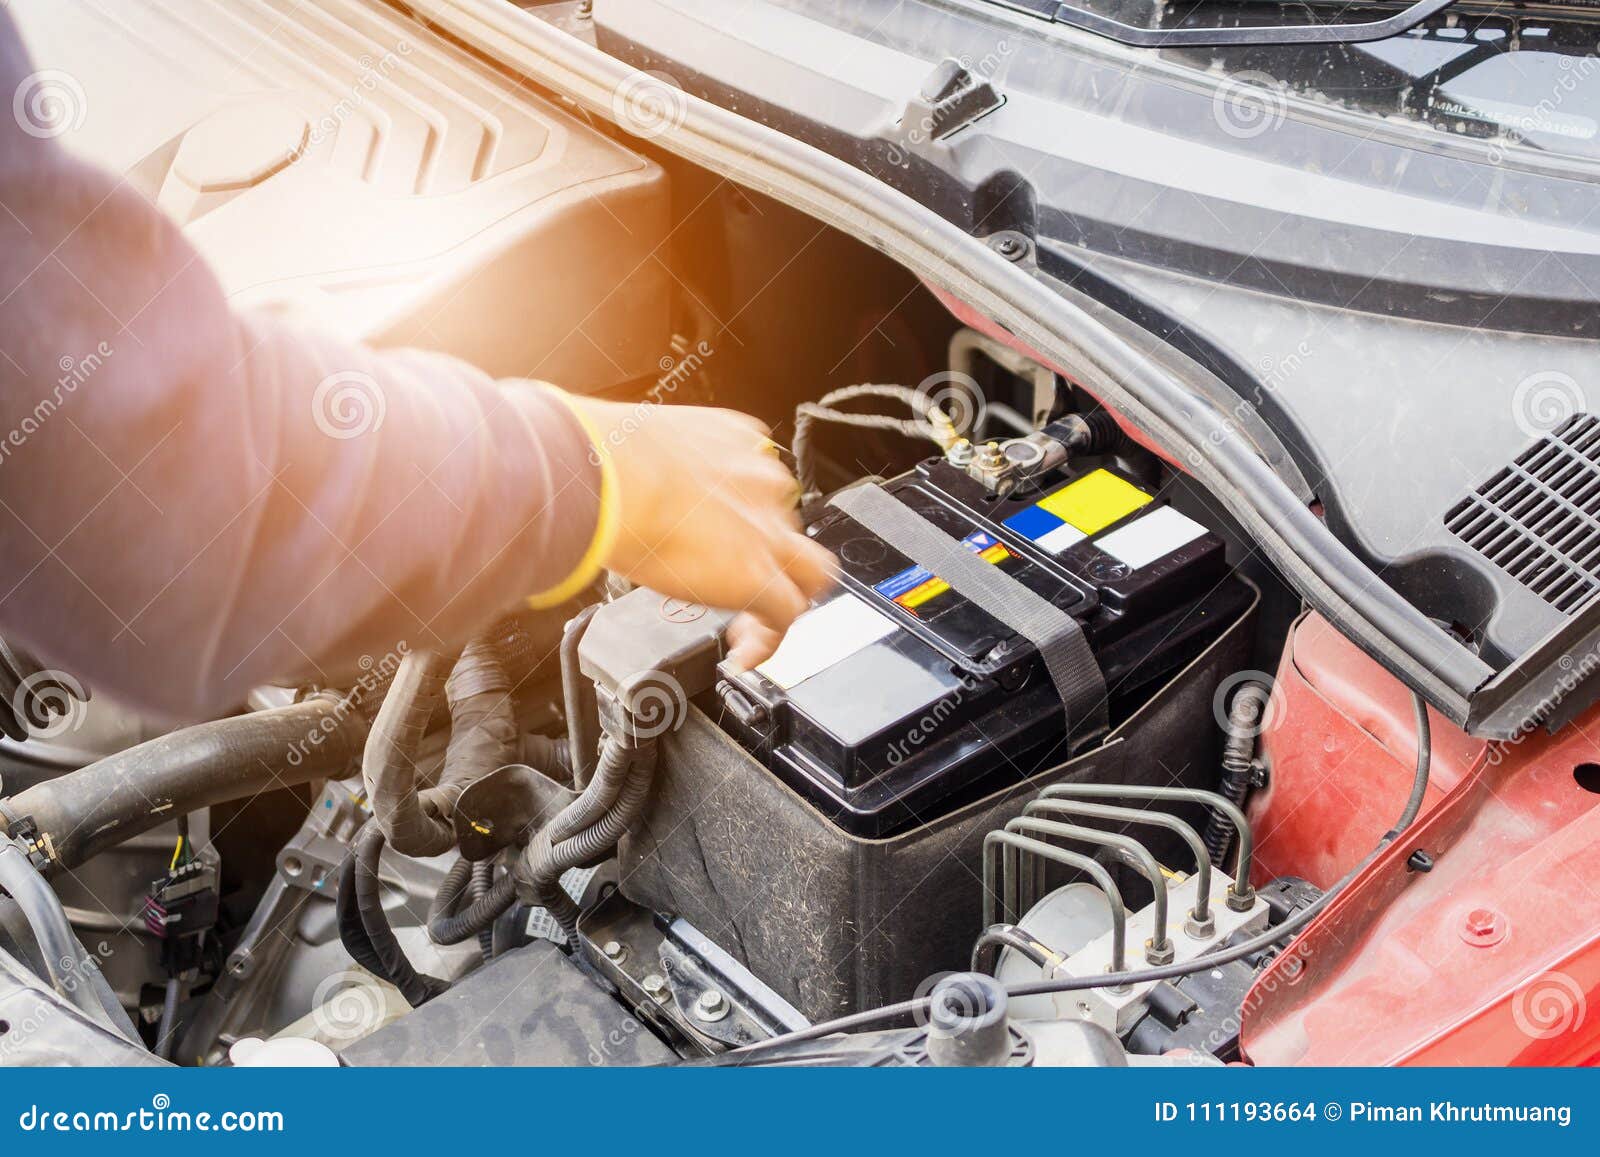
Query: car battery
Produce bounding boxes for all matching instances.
[718,451,1251,836]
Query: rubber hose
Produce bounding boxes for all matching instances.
[523,733,575,784]
[0,841,120,1030]
[353,823,449,1007]
[433,637,518,813]
[1206,680,1271,867]
[0,695,364,874]
[363,649,456,857]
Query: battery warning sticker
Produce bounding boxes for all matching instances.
[1002,469,1152,554]
[874,531,1013,613]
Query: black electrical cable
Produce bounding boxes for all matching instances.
[352,823,449,1007]
[732,690,1434,1056]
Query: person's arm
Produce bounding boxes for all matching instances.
[0,18,829,721]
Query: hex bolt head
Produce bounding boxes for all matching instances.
[1184,911,1216,940]
[642,973,668,1000]
[693,989,729,1022]
[1226,886,1256,913]
[1460,907,1507,947]
[601,940,627,964]
[1144,938,1176,966]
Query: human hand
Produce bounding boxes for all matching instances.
[564,395,836,671]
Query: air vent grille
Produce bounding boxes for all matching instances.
[1446,413,1600,614]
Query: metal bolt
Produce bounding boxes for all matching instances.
[693,989,729,1022]
[1226,884,1256,913]
[1184,911,1216,940]
[1144,937,1176,966]
[642,973,668,1001]
[1460,907,1507,947]
[946,438,975,466]
[601,940,627,964]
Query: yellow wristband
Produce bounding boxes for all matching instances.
[525,385,621,610]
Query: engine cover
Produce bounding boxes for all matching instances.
[11,0,670,391]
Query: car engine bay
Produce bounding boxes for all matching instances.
[2,0,1598,1070]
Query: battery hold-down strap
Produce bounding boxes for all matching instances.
[829,483,1109,740]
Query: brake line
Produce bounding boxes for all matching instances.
[730,690,1432,1056]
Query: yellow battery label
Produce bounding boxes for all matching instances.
[1035,469,1152,535]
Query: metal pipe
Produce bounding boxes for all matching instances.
[971,924,1055,976]
[982,830,1128,974]
[1004,817,1173,963]
[1039,784,1256,910]
[1024,799,1214,930]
